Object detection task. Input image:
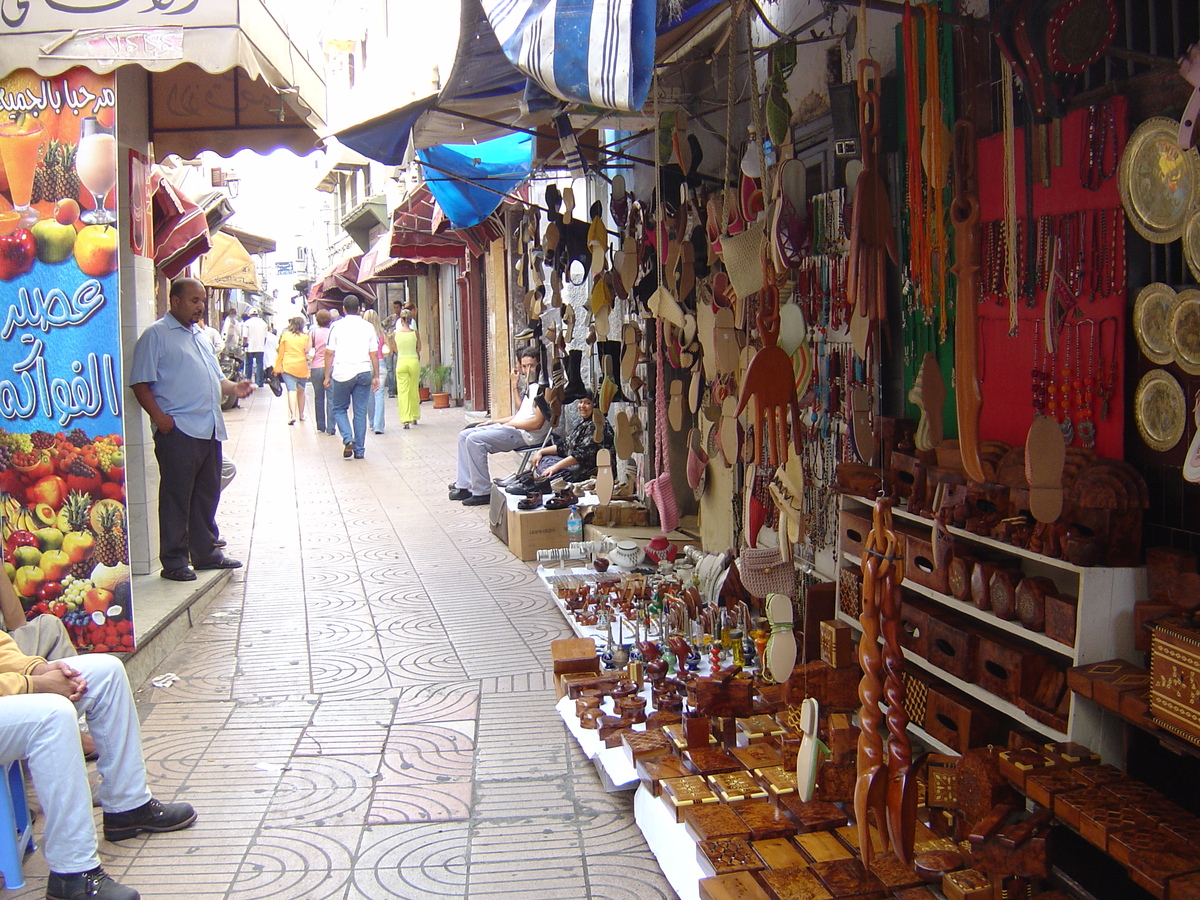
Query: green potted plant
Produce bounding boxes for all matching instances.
[418,363,432,403]
[430,364,453,409]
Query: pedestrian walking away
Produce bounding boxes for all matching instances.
[324,294,379,460]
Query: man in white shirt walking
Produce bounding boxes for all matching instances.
[324,295,380,459]
[243,311,269,386]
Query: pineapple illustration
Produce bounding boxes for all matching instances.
[94,503,128,566]
[30,140,81,204]
[61,491,95,579]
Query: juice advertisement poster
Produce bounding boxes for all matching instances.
[0,68,134,654]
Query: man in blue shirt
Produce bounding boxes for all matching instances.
[130,278,254,582]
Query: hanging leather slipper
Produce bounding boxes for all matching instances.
[610,174,628,227]
[764,592,797,684]
[588,216,607,277]
[562,185,575,224]
[619,236,638,293]
[592,405,607,443]
[719,396,739,466]
[688,368,702,415]
[713,307,740,375]
[668,380,684,431]
[621,322,639,381]
[1026,414,1066,524]
[595,448,615,505]
[673,109,693,172]
[686,427,709,490]
[615,410,634,460]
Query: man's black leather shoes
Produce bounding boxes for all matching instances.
[193,555,242,570]
[159,567,196,582]
[448,488,472,501]
[47,867,138,900]
[103,798,197,842]
[462,493,490,507]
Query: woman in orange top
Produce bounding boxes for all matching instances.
[274,316,312,425]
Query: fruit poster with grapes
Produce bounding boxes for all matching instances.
[0,67,134,653]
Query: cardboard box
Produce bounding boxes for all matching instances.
[491,484,573,560]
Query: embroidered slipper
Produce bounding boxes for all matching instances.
[610,174,628,227]
[668,380,684,431]
[595,448,615,505]
[1026,414,1066,524]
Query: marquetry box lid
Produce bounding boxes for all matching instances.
[709,770,769,805]
[637,754,689,796]
[685,803,755,843]
[621,728,673,767]
[732,799,798,841]
[795,829,854,863]
[941,867,993,900]
[1150,617,1200,748]
[1074,763,1128,787]
[833,824,884,858]
[1077,802,1155,852]
[997,747,1058,790]
[1165,869,1200,900]
[1054,784,1120,830]
[867,852,922,891]
[808,858,888,899]
[699,871,773,900]
[752,837,809,870]
[697,836,766,878]
[732,743,784,772]
[739,714,786,743]
[661,775,719,822]
[758,865,834,900]
[782,798,850,834]
[1125,841,1200,898]
[685,746,745,777]
[1024,766,1094,809]
[755,765,799,801]
[1043,741,1101,766]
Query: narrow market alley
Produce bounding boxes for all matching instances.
[15,390,677,900]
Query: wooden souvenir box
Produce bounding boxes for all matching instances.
[900,595,936,659]
[903,526,950,595]
[974,632,1049,704]
[820,620,856,669]
[924,683,1001,753]
[839,564,864,619]
[839,508,873,560]
[1149,617,1200,747]
[925,609,979,681]
[699,871,773,900]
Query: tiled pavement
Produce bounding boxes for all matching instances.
[10,390,677,899]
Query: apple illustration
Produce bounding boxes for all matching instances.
[34,527,63,552]
[38,549,69,581]
[36,581,64,603]
[84,587,113,615]
[11,544,41,570]
[0,227,35,280]
[3,562,14,583]
[31,217,77,264]
[74,224,117,278]
[54,198,80,226]
[27,474,67,509]
[13,565,43,598]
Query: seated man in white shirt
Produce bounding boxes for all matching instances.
[449,348,550,506]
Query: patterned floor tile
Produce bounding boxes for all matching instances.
[225,826,358,900]
[351,823,469,897]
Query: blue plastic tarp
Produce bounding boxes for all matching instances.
[417,133,532,230]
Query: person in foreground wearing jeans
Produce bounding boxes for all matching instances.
[0,630,196,899]
[324,294,380,460]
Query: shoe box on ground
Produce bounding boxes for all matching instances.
[490,485,595,560]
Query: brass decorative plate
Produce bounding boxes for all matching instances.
[1186,209,1200,282]
[1172,290,1200,375]
[1133,282,1181,365]
[1135,369,1186,452]
[1118,117,1200,243]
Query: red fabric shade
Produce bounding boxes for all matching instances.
[152,176,211,279]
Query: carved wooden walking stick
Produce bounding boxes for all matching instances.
[855,497,894,866]
[877,500,916,865]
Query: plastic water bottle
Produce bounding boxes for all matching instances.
[566,505,582,543]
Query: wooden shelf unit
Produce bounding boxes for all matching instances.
[836,494,1145,763]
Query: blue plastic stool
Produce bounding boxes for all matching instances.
[0,761,34,889]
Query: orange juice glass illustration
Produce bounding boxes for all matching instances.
[76,117,116,225]
[0,117,44,226]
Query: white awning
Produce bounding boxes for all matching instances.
[0,1,326,158]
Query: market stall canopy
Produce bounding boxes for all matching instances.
[200,231,261,292]
[0,0,325,158]
[152,175,210,280]
[334,0,726,166]
[418,132,532,230]
[358,233,421,282]
[222,225,276,256]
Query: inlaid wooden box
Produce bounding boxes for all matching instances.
[738,715,785,745]
[902,670,931,729]
[926,610,979,681]
[733,799,798,841]
[795,829,854,862]
[637,754,689,796]
[686,746,746,777]
[708,770,769,805]
[868,852,922,891]
[621,728,673,766]
[838,565,864,620]
[782,798,850,834]
[974,633,1048,704]
[758,865,834,900]
[997,747,1057,791]
[699,871,773,900]
[891,451,926,504]
[839,509,873,560]
[732,743,784,772]
[752,837,809,870]
[941,868,993,900]
[755,764,798,804]
[820,620,856,669]
[813,761,855,803]
[1045,592,1078,647]
[1149,617,1200,748]
[827,713,859,765]
[1015,576,1058,632]
[809,858,889,900]
[684,802,755,842]
[697,836,765,878]
[924,684,1001,753]
[825,664,860,709]
[661,774,719,822]
[988,567,1023,620]
[900,596,934,659]
[903,528,950,595]
[1146,546,1197,602]
[948,554,975,603]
